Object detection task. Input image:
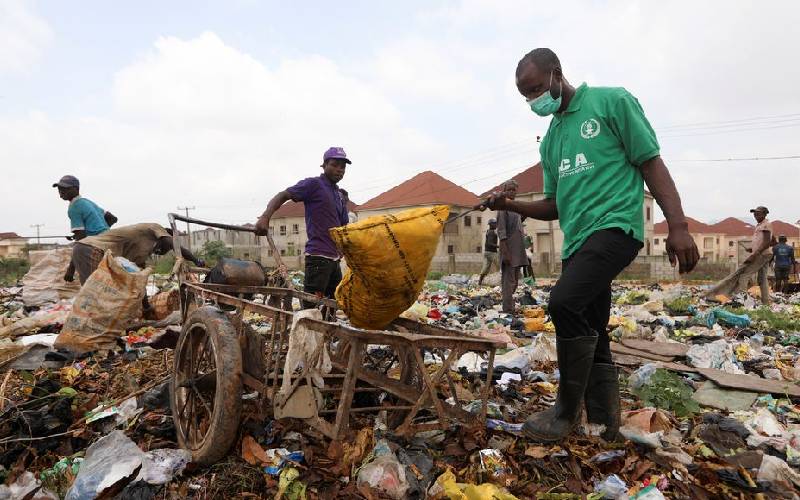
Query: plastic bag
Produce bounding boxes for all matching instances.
[55,251,151,354]
[594,474,628,499]
[356,440,409,499]
[0,310,69,339]
[22,248,81,307]
[0,471,57,500]
[628,363,658,390]
[331,205,448,329]
[66,431,190,500]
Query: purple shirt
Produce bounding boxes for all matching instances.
[287,175,349,259]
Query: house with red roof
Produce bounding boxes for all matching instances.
[653,216,798,264]
[653,217,728,261]
[356,171,483,262]
[0,232,27,258]
[480,163,656,272]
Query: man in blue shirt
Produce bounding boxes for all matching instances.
[772,235,797,293]
[53,175,117,281]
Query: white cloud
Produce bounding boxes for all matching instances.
[2,2,800,239]
[401,0,800,223]
[0,0,52,74]
[371,37,494,105]
[0,32,442,237]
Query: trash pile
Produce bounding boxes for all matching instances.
[1,251,800,498]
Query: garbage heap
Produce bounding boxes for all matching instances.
[1,262,800,498]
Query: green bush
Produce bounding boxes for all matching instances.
[152,255,176,275]
[427,271,444,280]
[0,257,30,285]
[200,240,232,267]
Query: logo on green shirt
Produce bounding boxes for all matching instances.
[558,153,595,178]
[580,118,601,139]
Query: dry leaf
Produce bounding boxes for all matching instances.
[241,435,269,466]
[524,446,550,459]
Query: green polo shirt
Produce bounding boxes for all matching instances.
[540,83,659,259]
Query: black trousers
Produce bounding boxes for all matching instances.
[303,255,342,299]
[548,229,641,364]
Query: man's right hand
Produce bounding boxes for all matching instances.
[666,226,700,274]
[474,192,508,211]
[254,216,270,236]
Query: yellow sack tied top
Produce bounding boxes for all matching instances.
[330,205,449,329]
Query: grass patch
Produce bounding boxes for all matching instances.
[0,257,30,285]
[726,306,800,332]
[152,254,176,275]
[427,271,444,280]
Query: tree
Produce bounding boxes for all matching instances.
[200,240,232,267]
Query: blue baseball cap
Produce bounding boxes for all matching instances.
[323,147,351,164]
[52,175,80,188]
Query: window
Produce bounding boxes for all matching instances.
[287,242,295,256]
[292,224,299,234]
[268,249,273,256]
[464,216,472,227]
[243,253,250,259]
[654,238,660,245]
[447,245,454,254]
[704,237,713,249]
[716,238,720,245]
[646,207,651,221]
[477,216,482,224]
[279,225,286,236]
[729,241,734,247]
[443,221,458,234]
[476,246,481,253]
[269,226,274,236]
[280,249,286,256]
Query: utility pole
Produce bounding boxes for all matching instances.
[30,224,44,246]
[177,206,195,249]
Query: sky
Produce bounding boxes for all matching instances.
[2,0,800,241]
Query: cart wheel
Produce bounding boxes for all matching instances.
[171,306,243,466]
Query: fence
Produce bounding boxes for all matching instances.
[616,255,737,281]
[224,249,742,282]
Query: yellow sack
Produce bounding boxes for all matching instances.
[55,251,151,354]
[331,205,449,329]
[428,469,519,500]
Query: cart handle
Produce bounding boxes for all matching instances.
[167,213,288,280]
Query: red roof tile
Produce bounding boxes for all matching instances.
[358,171,480,210]
[709,217,754,237]
[0,232,21,240]
[654,217,714,234]
[481,163,543,197]
[272,200,358,219]
[773,220,800,238]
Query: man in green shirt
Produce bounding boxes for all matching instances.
[482,48,699,443]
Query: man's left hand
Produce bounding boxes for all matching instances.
[666,227,700,274]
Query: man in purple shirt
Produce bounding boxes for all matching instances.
[255,147,350,301]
